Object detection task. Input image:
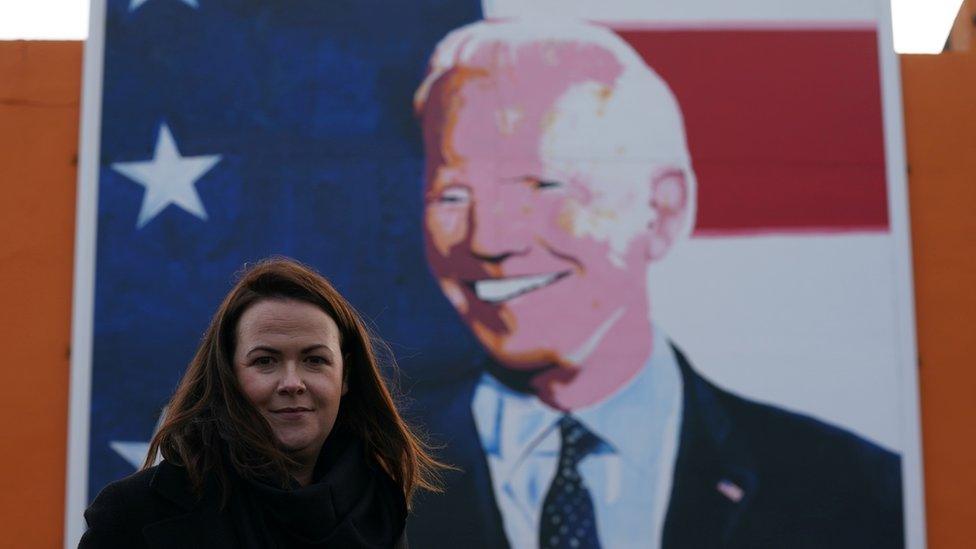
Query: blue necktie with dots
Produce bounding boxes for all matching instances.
[539,415,602,549]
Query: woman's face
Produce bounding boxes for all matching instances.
[233,298,347,462]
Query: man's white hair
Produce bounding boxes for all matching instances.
[414,18,697,240]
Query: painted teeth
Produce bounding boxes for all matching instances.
[473,272,564,303]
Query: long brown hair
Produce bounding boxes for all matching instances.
[145,257,444,505]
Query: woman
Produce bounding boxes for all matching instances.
[80,257,444,548]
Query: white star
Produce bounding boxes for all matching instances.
[109,441,151,469]
[111,408,167,470]
[111,123,221,228]
[129,0,199,11]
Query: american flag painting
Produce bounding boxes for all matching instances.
[69,0,484,543]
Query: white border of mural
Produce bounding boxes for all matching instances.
[65,0,106,545]
[66,1,925,547]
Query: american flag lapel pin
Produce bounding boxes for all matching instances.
[716,479,745,503]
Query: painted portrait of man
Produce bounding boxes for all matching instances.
[406,19,904,548]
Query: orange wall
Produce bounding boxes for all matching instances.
[0,41,80,548]
[902,51,976,548]
[0,40,973,547]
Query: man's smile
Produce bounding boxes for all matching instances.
[468,271,571,303]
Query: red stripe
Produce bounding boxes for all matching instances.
[615,29,889,234]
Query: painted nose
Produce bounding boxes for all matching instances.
[277,363,306,395]
[468,189,531,263]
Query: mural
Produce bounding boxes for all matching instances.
[68,1,923,547]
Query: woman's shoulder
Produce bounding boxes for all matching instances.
[97,464,159,497]
[79,462,193,548]
[85,465,161,517]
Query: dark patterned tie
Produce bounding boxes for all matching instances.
[539,415,603,549]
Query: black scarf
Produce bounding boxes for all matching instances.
[227,430,407,548]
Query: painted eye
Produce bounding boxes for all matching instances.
[533,179,564,190]
[436,185,471,204]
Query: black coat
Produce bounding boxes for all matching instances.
[80,457,409,548]
[407,346,904,548]
[80,461,240,549]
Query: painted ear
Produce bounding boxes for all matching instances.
[647,170,691,262]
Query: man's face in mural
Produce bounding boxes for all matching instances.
[421,43,689,401]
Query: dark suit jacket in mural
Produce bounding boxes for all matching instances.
[407,346,904,548]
